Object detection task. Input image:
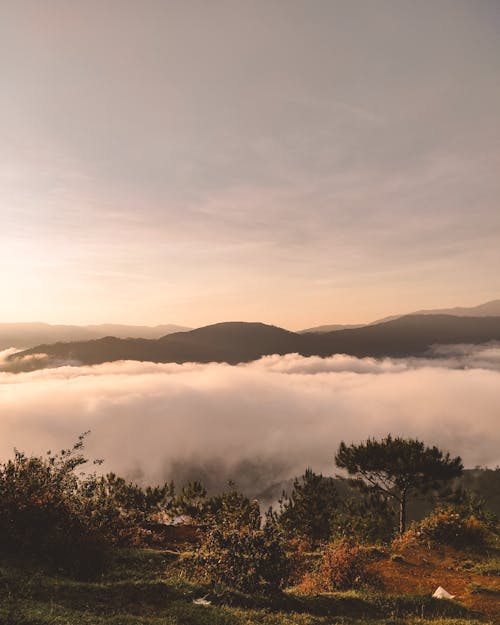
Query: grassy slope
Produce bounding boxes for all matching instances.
[0,549,494,625]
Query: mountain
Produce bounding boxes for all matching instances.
[300,299,500,333]
[5,315,500,372]
[299,323,363,333]
[407,299,500,317]
[304,314,500,358]
[0,323,191,351]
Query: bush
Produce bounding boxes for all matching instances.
[0,436,110,577]
[305,539,373,592]
[88,472,175,543]
[285,536,317,586]
[192,487,289,594]
[412,507,489,549]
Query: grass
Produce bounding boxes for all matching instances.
[469,557,500,577]
[468,582,500,596]
[0,548,492,625]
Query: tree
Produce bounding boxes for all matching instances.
[278,468,339,543]
[335,435,463,534]
[172,480,208,523]
[332,489,396,544]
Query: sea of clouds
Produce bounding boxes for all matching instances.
[1,344,499,494]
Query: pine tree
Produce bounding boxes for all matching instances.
[335,435,463,534]
[278,468,339,543]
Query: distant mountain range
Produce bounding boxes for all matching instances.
[299,299,500,333]
[2,300,498,351]
[0,323,191,351]
[5,314,500,372]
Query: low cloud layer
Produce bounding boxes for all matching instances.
[1,348,499,493]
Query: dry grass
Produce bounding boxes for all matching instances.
[364,541,500,622]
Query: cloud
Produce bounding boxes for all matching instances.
[0,351,499,495]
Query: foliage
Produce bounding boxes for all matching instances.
[278,468,339,543]
[0,434,109,577]
[302,539,374,592]
[172,480,208,522]
[192,485,289,594]
[204,482,261,527]
[411,507,490,549]
[0,434,178,576]
[335,435,463,534]
[332,489,396,544]
[0,546,479,625]
[284,536,317,586]
[89,472,175,540]
[444,487,499,534]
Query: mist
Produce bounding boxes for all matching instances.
[1,348,499,494]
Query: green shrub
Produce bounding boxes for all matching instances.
[0,436,110,577]
[192,487,289,594]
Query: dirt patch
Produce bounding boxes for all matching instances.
[368,544,500,621]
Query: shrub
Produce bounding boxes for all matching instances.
[195,521,288,594]
[285,536,317,586]
[0,436,110,577]
[413,507,489,549]
[308,539,372,591]
[192,487,289,594]
[88,472,175,543]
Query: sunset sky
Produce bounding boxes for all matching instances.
[1,1,499,329]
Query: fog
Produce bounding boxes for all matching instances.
[1,347,499,494]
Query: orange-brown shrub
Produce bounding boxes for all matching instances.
[285,536,317,586]
[300,539,372,592]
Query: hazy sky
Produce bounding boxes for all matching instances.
[1,0,499,329]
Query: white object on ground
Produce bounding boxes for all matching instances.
[432,586,455,599]
[193,595,212,606]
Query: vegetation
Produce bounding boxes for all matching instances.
[301,539,374,592]
[278,468,339,544]
[411,507,490,549]
[335,435,463,534]
[0,434,110,577]
[0,433,498,624]
[332,489,396,544]
[193,521,288,594]
[469,557,500,577]
[0,548,489,625]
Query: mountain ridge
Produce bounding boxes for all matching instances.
[299,298,500,333]
[5,314,500,372]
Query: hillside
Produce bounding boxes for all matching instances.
[305,314,500,358]
[5,315,500,371]
[2,546,495,624]
[301,299,500,333]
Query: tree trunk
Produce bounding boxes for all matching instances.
[399,492,407,535]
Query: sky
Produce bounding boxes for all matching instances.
[1,0,499,329]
